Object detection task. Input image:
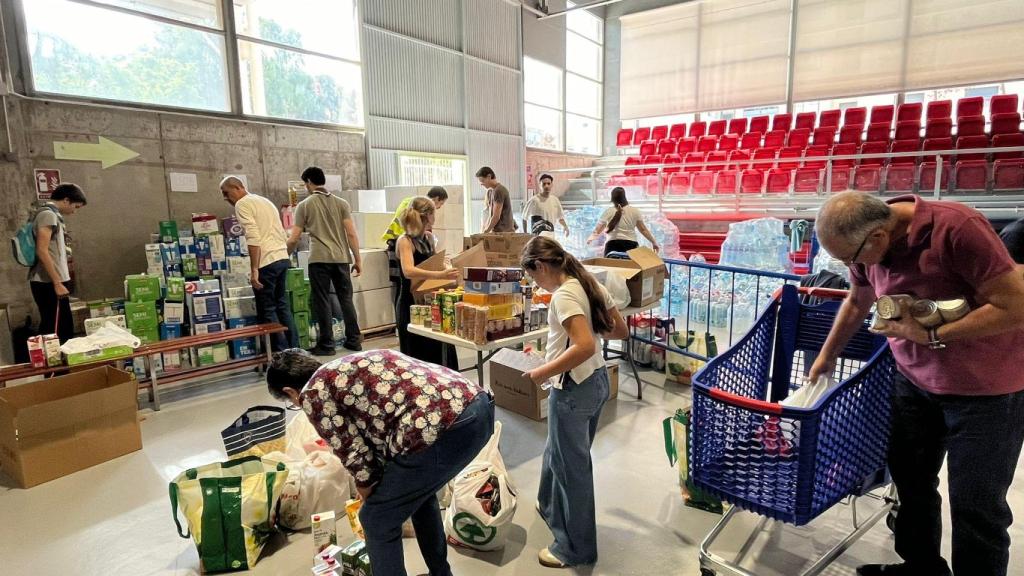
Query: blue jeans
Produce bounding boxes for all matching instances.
[538,367,610,566]
[253,259,298,351]
[360,393,495,576]
[888,373,1024,576]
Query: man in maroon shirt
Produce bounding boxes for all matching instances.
[809,192,1024,576]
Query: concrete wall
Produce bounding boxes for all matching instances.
[0,96,365,321]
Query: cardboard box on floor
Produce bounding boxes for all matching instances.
[0,366,142,488]
[489,349,550,421]
[608,363,619,400]
[467,233,533,267]
[583,247,667,307]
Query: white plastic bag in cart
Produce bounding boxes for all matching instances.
[781,375,838,408]
[266,450,351,530]
[444,421,517,551]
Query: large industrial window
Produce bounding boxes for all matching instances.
[18,0,364,127]
[524,57,564,151]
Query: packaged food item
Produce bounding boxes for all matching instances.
[356,551,372,576]
[464,281,521,295]
[875,294,914,320]
[463,267,524,283]
[345,498,365,540]
[431,293,442,330]
[910,299,943,328]
[341,540,367,575]
[311,511,338,553]
[27,335,47,368]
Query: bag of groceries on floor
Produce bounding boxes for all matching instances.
[266,450,350,531]
[444,421,517,551]
[221,406,287,459]
[169,455,289,572]
[663,408,723,514]
[665,331,717,385]
[284,411,330,460]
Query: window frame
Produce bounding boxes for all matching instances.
[11,0,366,130]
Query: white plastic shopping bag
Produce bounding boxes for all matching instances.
[444,421,517,551]
[781,375,838,408]
[267,450,351,530]
[284,412,330,461]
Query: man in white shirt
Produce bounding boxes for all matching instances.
[522,173,569,235]
[220,176,297,351]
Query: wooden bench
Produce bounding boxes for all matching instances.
[0,323,287,410]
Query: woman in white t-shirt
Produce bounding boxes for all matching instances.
[587,186,660,256]
[520,236,628,569]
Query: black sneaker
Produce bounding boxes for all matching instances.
[342,341,362,352]
[857,564,951,576]
[308,346,336,357]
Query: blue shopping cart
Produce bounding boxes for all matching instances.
[691,284,898,576]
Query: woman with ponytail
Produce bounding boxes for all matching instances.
[520,236,628,569]
[395,196,460,369]
[587,186,660,256]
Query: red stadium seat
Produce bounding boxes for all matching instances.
[718,134,739,151]
[677,137,697,155]
[925,118,953,140]
[667,172,691,195]
[839,126,863,145]
[657,139,678,155]
[662,154,683,173]
[795,112,816,131]
[894,121,921,141]
[828,167,852,191]
[708,120,727,137]
[772,114,793,132]
[819,109,841,128]
[844,107,867,129]
[897,102,923,124]
[616,128,634,147]
[728,118,749,136]
[793,167,821,193]
[927,100,951,121]
[919,138,954,192]
[885,140,921,192]
[991,113,1022,136]
[624,156,642,176]
[715,170,739,194]
[870,105,894,127]
[766,168,792,193]
[689,122,707,138]
[956,97,983,120]
[728,149,751,170]
[992,133,1024,160]
[740,169,765,193]
[956,116,985,138]
[889,139,921,164]
[764,130,787,149]
[651,125,669,141]
[669,123,688,140]
[991,94,1019,116]
[866,123,891,143]
[803,145,830,168]
[697,135,718,153]
[639,140,657,157]
[777,146,803,170]
[812,127,837,146]
[993,159,1024,190]
[692,152,728,194]
[633,127,651,146]
[954,160,988,191]
[642,154,663,174]
[859,141,888,165]
[787,128,810,149]
[750,148,777,171]
[830,143,858,167]
[956,135,989,162]
[749,116,770,134]
[740,132,763,150]
[683,152,707,172]
[854,141,887,190]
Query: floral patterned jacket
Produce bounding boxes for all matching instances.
[300,349,484,487]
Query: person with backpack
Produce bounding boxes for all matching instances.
[587,187,660,256]
[26,183,87,343]
[519,237,628,568]
[522,173,569,235]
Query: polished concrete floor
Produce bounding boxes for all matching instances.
[2,337,1022,576]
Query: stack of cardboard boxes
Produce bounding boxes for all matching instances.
[224,284,258,359]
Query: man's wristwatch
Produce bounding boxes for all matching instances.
[927,327,946,350]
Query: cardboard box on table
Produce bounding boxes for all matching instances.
[489,349,550,421]
[411,243,490,303]
[466,233,533,267]
[582,247,667,307]
[0,366,142,488]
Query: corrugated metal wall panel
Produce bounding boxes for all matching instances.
[368,149,400,189]
[364,28,464,127]
[466,61,521,135]
[363,0,461,51]
[368,117,466,155]
[465,0,521,69]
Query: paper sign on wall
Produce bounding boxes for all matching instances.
[169,172,198,193]
[325,174,342,193]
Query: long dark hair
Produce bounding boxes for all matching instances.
[267,349,323,400]
[521,237,614,334]
[607,187,628,232]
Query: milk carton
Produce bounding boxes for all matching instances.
[311,511,337,553]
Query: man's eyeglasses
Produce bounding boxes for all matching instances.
[841,231,873,265]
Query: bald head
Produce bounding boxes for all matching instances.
[219,175,248,205]
[817,191,892,245]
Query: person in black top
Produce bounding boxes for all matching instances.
[1000,218,1024,265]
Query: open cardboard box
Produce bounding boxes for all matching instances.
[467,233,533,267]
[583,247,667,307]
[0,366,142,488]
[412,243,491,302]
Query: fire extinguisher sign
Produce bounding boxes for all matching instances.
[34,168,61,200]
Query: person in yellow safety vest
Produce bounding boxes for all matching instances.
[382,187,449,305]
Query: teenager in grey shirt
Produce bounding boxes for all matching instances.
[477,166,516,233]
[28,183,87,342]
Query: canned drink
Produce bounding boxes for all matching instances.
[876,294,914,319]
[935,298,970,323]
[911,299,944,328]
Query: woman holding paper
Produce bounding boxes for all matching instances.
[395,196,460,369]
[519,236,629,568]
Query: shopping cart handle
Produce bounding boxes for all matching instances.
[708,388,783,415]
[771,286,851,301]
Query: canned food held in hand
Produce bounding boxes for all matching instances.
[910,299,944,328]
[876,294,915,320]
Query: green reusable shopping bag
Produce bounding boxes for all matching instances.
[169,455,288,573]
[662,408,723,514]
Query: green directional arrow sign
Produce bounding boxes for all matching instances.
[53,136,139,169]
